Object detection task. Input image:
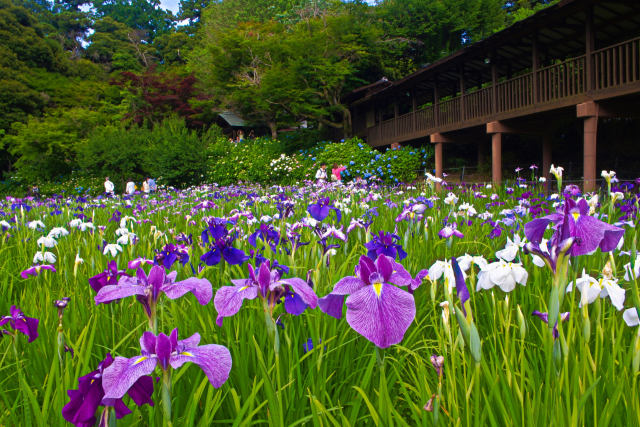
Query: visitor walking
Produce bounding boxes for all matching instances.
[125,180,135,195]
[331,164,346,182]
[104,177,115,196]
[148,177,157,193]
[142,178,150,194]
[315,163,328,184]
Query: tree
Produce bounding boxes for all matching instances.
[193,3,380,137]
[92,0,175,41]
[112,68,209,128]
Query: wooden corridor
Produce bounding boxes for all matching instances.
[347,0,640,190]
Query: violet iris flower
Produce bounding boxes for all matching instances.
[395,203,427,223]
[201,235,250,266]
[0,306,39,342]
[102,329,231,399]
[532,310,570,339]
[307,197,341,222]
[155,243,190,268]
[438,223,464,239]
[214,260,317,326]
[365,230,407,261]
[319,255,415,348]
[451,258,470,314]
[94,266,212,320]
[89,261,129,293]
[20,264,56,279]
[525,197,623,259]
[248,223,280,251]
[62,353,154,427]
[200,222,249,266]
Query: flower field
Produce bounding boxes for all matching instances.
[1,168,640,426]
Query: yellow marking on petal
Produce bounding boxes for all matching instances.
[239,286,249,291]
[373,282,383,297]
[133,356,148,365]
[180,352,194,357]
[572,212,580,221]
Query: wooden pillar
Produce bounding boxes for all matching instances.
[585,5,594,91]
[491,132,502,185]
[435,141,443,180]
[583,116,598,192]
[542,134,552,181]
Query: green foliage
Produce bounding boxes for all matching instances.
[3,108,106,182]
[206,136,431,185]
[143,117,220,187]
[79,117,221,190]
[76,123,147,189]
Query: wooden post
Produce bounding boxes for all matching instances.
[435,142,443,178]
[532,33,539,103]
[585,4,595,91]
[583,116,598,191]
[491,132,502,185]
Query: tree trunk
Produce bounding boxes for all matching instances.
[268,121,277,139]
[342,109,353,138]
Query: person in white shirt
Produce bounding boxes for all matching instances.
[315,163,327,183]
[142,178,150,194]
[125,180,135,195]
[104,177,115,196]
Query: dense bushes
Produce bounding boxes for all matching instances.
[206,137,432,186]
[2,127,431,195]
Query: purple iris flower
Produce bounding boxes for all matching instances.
[525,197,623,258]
[89,261,129,293]
[201,235,250,266]
[20,264,56,279]
[395,203,427,222]
[108,210,122,223]
[532,310,570,339]
[94,265,212,319]
[214,260,317,326]
[248,223,280,251]
[201,218,231,242]
[562,184,582,197]
[319,255,415,348]
[365,231,407,261]
[62,353,154,427]
[307,197,341,222]
[438,223,464,239]
[155,243,190,269]
[128,257,154,270]
[0,306,39,342]
[451,258,470,314]
[102,329,231,400]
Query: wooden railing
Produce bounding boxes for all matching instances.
[463,86,493,119]
[536,55,585,103]
[363,37,640,146]
[496,73,533,112]
[594,36,640,90]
